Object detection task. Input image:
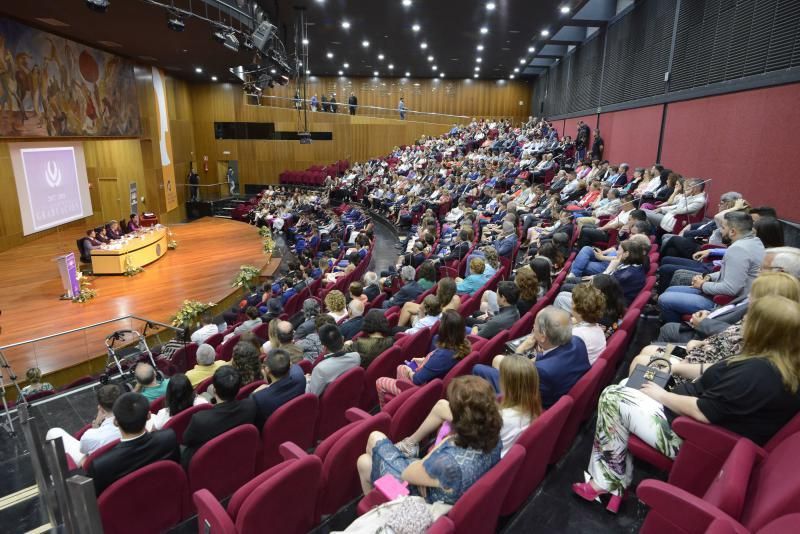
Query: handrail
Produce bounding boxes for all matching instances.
[248,94,471,120]
[0,315,183,351]
[175,182,229,187]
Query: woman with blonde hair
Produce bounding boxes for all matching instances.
[573,294,800,512]
[324,289,348,323]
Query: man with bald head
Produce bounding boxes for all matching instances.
[274,320,304,363]
[339,300,365,341]
[472,306,589,407]
[133,362,167,402]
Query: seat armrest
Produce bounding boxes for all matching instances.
[356,488,392,516]
[672,417,743,458]
[395,379,416,392]
[279,441,309,461]
[346,407,372,422]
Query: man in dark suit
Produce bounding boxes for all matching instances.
[87,392,179,495]
[383,266,424,308]
[440,230,471,263]
[181,366,257,468]
[348,92,358,115]
[252,349,306,429]
[473,306,589,408]
[491,222,519,258]
[472,282,521,339]
[339,300,365,340]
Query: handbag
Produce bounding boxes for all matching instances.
[627,356,673,390]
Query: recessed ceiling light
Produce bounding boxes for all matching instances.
[439,72,445,77]
[432,65,437,70]
[412,24,420,32]
[338,70,344,75]
[519,58,526,64]
[427,55,434,61]
[343,62,349,68]
[270,68,276,74]
[302,38,309,45]
[211,76,218,81]
[513,67,519,72]
[362,40,370,47]
[420,42,428,49]
[341,20,351,29]
[327,52,333,58]
[473,73,478,78]
[476,57,482,63]
[560,6,571,14]
[477,45,484,51]
[405,71,411,76]
[486,2,496,10]
[388,64,394,69]
[474,66,480,71]
[306,69,311,74]
[373,70,379,76]
[378,53,384,60]
[541,29,549,36]
[510,74,515,79]
[402,0,412,6]
[480,27,488,34]
[195,67,203,73]
[528,46,535,53]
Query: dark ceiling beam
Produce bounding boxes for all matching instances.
[536,53,564,59]
[545,39,584,46]
[565,19,608,28]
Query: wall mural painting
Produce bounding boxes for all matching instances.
[0,17,140,137]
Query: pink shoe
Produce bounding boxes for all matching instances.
[571,482,626,514]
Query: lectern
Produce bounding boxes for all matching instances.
[55,253,81,299]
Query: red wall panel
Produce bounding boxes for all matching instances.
[661,83,800,219]
[599,105,663,170]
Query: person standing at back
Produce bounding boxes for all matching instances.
[398,97,406,120]
[348,92,358,115]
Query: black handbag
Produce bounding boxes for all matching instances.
[627,356,673,390]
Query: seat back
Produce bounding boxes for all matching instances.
[205,332,224,348]
[765,412,800,453]
[551,360,608,463]
[361,346,406,410]
[252,322,269,340]
[99,461,190,533]
[149,395,165,414]
[217,335,241,361]
[598,330,629,386]
[188,424,260,501]
[237,380,268,400]
[387,379,444,442]
[316,366,365,441]
[441,352,480,393]
[193,489,237,534]
[501,396,574,515]
[83,439,120,473]
[163,403,214,444]
[194,375,214,394]
[260,393,319,472]
[183,343,199,373]
[702,438,760,521]
[447,445,525,534]
[402,327,434,360]
[740,433,800,531]
[476,331,510,366]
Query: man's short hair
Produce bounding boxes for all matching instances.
[265,348,291,379]
[276,321,295,344]
[212,366,242,402]
[724,211,754,234]
[400,266,416,281]
[766,247,800,278]
[196,343,216,366]
[498,281,520,305]
[318,324,344,352]
[97,384,123,412]
[502,221,515,235]
[246,306,260,320]
[134,362,156,386]
[535,306,573,347]
[720,191,742,204]
[629,209,647,222]
[201,311,214,325]
[112,392,150,434]
[363,271,379,286]
[631,220,652,235]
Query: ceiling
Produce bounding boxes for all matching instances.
[0,0,614,82]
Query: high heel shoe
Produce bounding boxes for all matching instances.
[571,482,626,514]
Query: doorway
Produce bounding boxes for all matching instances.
[218,160,239,196]
[98,177,121,222]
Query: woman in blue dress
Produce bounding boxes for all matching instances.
[357,376,502,505]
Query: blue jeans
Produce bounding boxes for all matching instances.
[570,246,613,277]
[472,364,501,394]
[657,286,715,323]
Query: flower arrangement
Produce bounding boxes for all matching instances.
[123,255,144,276]
[232,264,261,289]
[172,300,216,328]
[260,226,275,255]
[72,277,97,303]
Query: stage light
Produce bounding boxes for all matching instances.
[167,11,185,32]
[388,64,394,69]
[476,57,482,63]
[541,29,549,36]
[477,44,484,51]
[510,74,515,79]
[513,67,519,72]
[432,65,437,71]
[362,40,370,47]
[343,62,349,68]
[473,73,478,78]
[486,2,496,10]
[420,42,428,49]
[86,0,110,12]
[338,70,344,75]
[528,46,535,53]
[302,38,309,45]
[519,58,526,64]
[412,24,420,32]
[402,0,412,6]
[474,66,480,71]
[378,53,384,60]
[427,55,434,61]
[213,29,240,52]
[373,70,379,76]
[195,67,203,73]
[211,76,218,81]
[342,20,351,29]
[480,27,488,34]
[327,52,333,58]
[405,71,411,77]
[561,6,571,14]
[439,72,444,77]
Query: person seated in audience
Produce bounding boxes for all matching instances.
[376,310,471,407]
[297,314,337,363]
[473,306,589,407]
[295,299,321,340]
[306,325,361,395]
[185,343,229,387]
[147,374,209,431]
[348,282,368,306]
[324,290,349,323]
[573,200,642,249]
[456,257,490,295]
[357,376,502,504]
[568,233,651,281]
[251,348,307,429]
[562,283,608,365]
[224,306,261,342]
[470,281,521,339]
[572,295,800,513]
[659,192,744,260]
[20,367,54,399]
[362,272,383,302]
[398,277,460,328]
[339,300,365,340]
[230,341,264,387]
[127,213,141,233]
[87,392,179,495]
[485,221,518,258]
[643,178,707,234]
[266,320,304,363]
[191,312,220,345]
[657,246,800,344]
[631,271,800,390]
[348,310,394,369]
[384,266,425,308]
[658,212,765,323]
[182,366,256,467]
[395,354,542,459]
[46,384,123,467]
[133,362,168,402]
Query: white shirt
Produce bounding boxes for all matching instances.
[499,407,532,457]
[573,323,607,365]
[191,324,219,344]
[147,396,210,431]
[79,416,122,455]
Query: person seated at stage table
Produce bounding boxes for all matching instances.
[126,213,141,233]
[181,366,257,467]
[46,384,123,468]
[251,348,307,429]
[185,344,230,387]
[20,367,54,399]
[87,392,180,495]
[107,220,122,240]
[147,374,209,431]
[82,228,102,260]
[133,362,168,403]
[95,226,110,244]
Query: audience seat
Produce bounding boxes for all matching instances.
[163,403,213,445]
[194,375,214,394]
[395,327,433,360]
[316,366,366,441]
[352,379,443,442]
[216,334,241,362]
[360,346,406,410]
[236,380,267,400]
[193,454,322,534]
[205,332,225,348]
[98,460,191,534]
[475,331,510,366]
[188,424,260,502]
[259,393,319,472]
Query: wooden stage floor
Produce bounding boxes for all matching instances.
[0,217,271,381]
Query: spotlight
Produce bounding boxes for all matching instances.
[302,38,309,45]
[327,52,333,58]
[486,2,496,10]
[213,28,240,52]
[561,6,571,14]
[211,76,218,81]
[195,67,203,73]
[541,29,550,36]
[362,40,370,47]
[341,20,351,29]
[412,24,420,32]
[477,44,484,51]
[405,71,411,77]
[480,27,488,34]
[167,11,185,32]
[86,0,110,12]
[388,64,394,69]
[420,42,428,49]
[338,70,344,75]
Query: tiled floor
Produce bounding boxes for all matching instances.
[0,212,663,533]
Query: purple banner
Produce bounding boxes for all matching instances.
[21,146,84,232]
[65,252,80,297]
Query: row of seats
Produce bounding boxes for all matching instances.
[279,160,350,186]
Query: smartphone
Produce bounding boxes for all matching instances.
[404,360,419,371]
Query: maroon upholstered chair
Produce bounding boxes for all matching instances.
[360,346,406,410]
[384,379,443,442]
[316,366,365,441]
[259,393,318,472]
[598,330,629,387]
[401,327,434,360]
[475,331,510,366]
[182,343,199,373]
[205,332,225,348]
[617,307,642,337]
[501,396,574,515]
[216,334,241,361]
[550,359,608,464]
[162,403,213,445]
[98,460,190,533]
[82,439,120,474]
[193,455,322,534]
[149,395,165,414]
[638,433,800,534]
[194,375,214,394]
[251,322,268,340]
[188,424,260,501]
[427,516,456,534]
[236,380,267,400]
[440,351,480,394]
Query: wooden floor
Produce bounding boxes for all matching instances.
[0,217,269,379]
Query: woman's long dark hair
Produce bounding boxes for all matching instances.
[165,373,195,416]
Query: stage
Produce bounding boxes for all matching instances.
[0,217,277,385]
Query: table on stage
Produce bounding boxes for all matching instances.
[90,226,169,274]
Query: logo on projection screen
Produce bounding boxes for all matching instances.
[21,147,83,232]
